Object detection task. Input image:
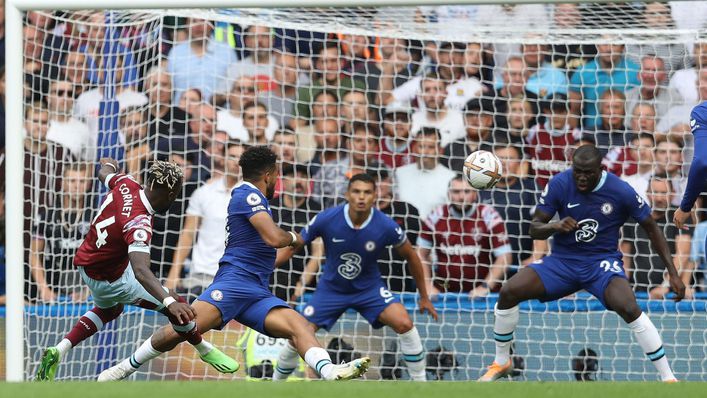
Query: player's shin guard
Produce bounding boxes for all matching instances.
[172,320,213,356]
[273,341,300,381]
[493,304,519,366]
[629,312,676,381]
[63,305,124,355]
[304,347,334,380]
[398,327,426,381]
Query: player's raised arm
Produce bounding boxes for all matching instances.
[395,240,438,321]
[639,217,686,301]
[529,209,578,240]
[97,157,120,185]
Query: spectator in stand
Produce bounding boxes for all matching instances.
[79,12,139,87]
[271,164,323,301]
[30,163,93,303]
[293,90,339,163]
[606,132,656,179]
[145,66,192,157]
[338,33,382,92]
[220,101,278,145]
[630,102,658,134]
[311,122,378,208]
[381,42,485,111]
[445,98,495,172]
[582,89,632,157]
[669,42,707,105]
[526,94,582,188]
[184,103,217,184]
[569,39,640,129]
[61,51,90,98]
[499,95,537,146]
[166,140,245,298]
[551,3,597,78]
[473,4,550,79]
[417,175,512,298]
[622,173,694,299]
[379,107,413,169]
[295,40,365,124]
[271,128,298,167]
[73,62,149,136]
[304,117,342,176]
[410,73,466,147]
[120,106,151,180]
[479,142,545,273]
[492,57,538,128]
[395,127,455,219]
[621,133,657,201]
[375,37,416,107]
[653,137,687,207]
[340,89,374,135]
[367,165,421,293]
[521,42,569,99]
[20,105,71,297]
[45,77,92,160]
[625,2,689,74]
[226,25,275,86]
[177,88,203,116]
[659,67,707,133]
[257,51,300,130]
[167,18,237,104]
[217,76,276,140]
[625,56,683,129]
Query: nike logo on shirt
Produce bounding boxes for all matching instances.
[567,203,580,208]
[332,238,345,243]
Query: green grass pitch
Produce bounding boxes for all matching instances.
[1,381,705,398]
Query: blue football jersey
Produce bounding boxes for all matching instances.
[219,181,276,279]
[301,204,407,293]
[536,169,651,260]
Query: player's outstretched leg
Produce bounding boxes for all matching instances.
[36,305,123,381]
[603,278,677,382]
[479,267,546,382]
[266,307,370,380]
[98,301,238,381]
[377,303,426,381]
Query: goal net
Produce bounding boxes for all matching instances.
[14,2,707,381]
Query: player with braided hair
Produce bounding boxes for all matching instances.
[37,158,238,381]
[100,146,371,381]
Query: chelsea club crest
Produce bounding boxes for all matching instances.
[601,203,613,215]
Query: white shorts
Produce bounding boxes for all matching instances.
[79,264,168,309]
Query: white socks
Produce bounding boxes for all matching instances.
[273,341,300,380]
[304,347,334,380]
[128,337,163,370]
[493,305,519,366]
[56,339,72,357]
[399,327,426,381]
[628,312,676,381]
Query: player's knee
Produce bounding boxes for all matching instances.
[614,302,642,322]
[393,318,414,334]
[499,283,519,304]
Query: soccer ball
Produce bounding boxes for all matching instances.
[462,150,503,190]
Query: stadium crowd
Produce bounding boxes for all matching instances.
[2,2,707,306]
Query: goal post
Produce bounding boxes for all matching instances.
[6,0,707,382]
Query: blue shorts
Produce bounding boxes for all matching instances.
[528,254,627,308]
[302,282,400,330]
[198,265,288,336]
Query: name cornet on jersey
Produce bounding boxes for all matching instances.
[119,183,134,218]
